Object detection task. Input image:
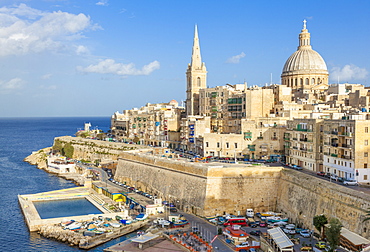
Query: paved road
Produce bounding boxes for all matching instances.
[175,210,234,252]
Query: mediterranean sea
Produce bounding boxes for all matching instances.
[0,117,136,252]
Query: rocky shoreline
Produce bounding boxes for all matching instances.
[39,225,88,247]
[24,147,51,170]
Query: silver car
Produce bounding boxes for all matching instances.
[343,179,358,186]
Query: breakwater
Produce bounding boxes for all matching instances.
[39,220,148,249]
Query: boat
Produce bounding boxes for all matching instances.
[120,219,132,225]
[66,222,82,230]
[136,214,148,221]
[110,222,121,228]
[267,216,289,223]
[87,223,97,231]
[172,220,189,227]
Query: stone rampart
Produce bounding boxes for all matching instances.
[54,136,145,162]
[40,137,370,238]
[277,169,370,238]
[115,153,282,217]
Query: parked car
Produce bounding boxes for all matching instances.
[330,174,338,180]
[338,177,345,183]
[249,230,261,236]
[283,224,296,234]
[315,241,326,249]
[300,229,311,238]
[292,165,302,170]
[259,221,267,227]
[316,171,325,176]
[343,179,358,186]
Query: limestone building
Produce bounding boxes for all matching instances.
[281,20,329,102]
[111,100,184,147]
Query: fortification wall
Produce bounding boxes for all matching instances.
[54,136,143,162]
[115,153,282,216]
[277,169,370,238]
[48,137,370,238]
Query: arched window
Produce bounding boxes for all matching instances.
[300,78,303,86]
[305,78,309,85]
[318,78,321,84]
[197,77,201,87]
[295,78,298,86]
[311,78,315,85]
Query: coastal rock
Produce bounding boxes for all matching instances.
[24,147,51,170]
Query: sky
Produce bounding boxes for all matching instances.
[0,0,369,117]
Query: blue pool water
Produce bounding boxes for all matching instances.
[34,198,103,219]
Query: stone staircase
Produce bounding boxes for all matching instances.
[89,193,114,213]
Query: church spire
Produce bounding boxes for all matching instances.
[298,19,312,50]
[190,24,202,69]
[186,25,207,116]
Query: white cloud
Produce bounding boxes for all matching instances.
[77,59,160,76]
[0,4,98,56]
[226,52,246,64]
[76,45,89,55]
[41,74,52,80]
[96,0,109,6]
[0,78,24,93]
[330,64,368,82]
[39,84,57,90]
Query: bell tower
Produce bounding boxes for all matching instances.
[186,25,207,116]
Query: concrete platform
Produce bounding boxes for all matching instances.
[104,236,185,252]
[18,186,127,231]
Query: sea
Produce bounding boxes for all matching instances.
[0,117,136,252]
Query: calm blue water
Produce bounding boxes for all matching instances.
[0,117,135,251]
[34,198,103,219]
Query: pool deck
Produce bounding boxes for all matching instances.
[18,186,127,232]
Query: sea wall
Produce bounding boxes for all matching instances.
[53,136,146,162]
[277,169,370,238]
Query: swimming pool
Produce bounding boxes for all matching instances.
[33,198,103,219]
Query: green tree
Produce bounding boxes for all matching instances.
[363,209,370,222]
[53,140,63,153]
[313,214,328,237]
[62,143,74,158]
[326,218,342,252]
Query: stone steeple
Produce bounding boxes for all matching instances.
[186,25,207,116]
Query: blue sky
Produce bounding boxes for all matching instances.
[0,0,369,117]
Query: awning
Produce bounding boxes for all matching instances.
[341,227,370,246]
[267,227,294,249]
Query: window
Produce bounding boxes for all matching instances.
[217,142,220,148]
[234,143,238,148]
[365,175,368,180]
[366,127,369,133]
[365,163,368,168]
[366,140,369,146]
[365,152,368,157]
[206,142,209,148]
[226,142,229,148]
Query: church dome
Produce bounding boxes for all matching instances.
[282,49,328,76]
[281,20,328,78]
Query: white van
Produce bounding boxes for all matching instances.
[246,208,254,218]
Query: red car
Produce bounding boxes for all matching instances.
[259,221,267,227]
[317,171,325,176]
